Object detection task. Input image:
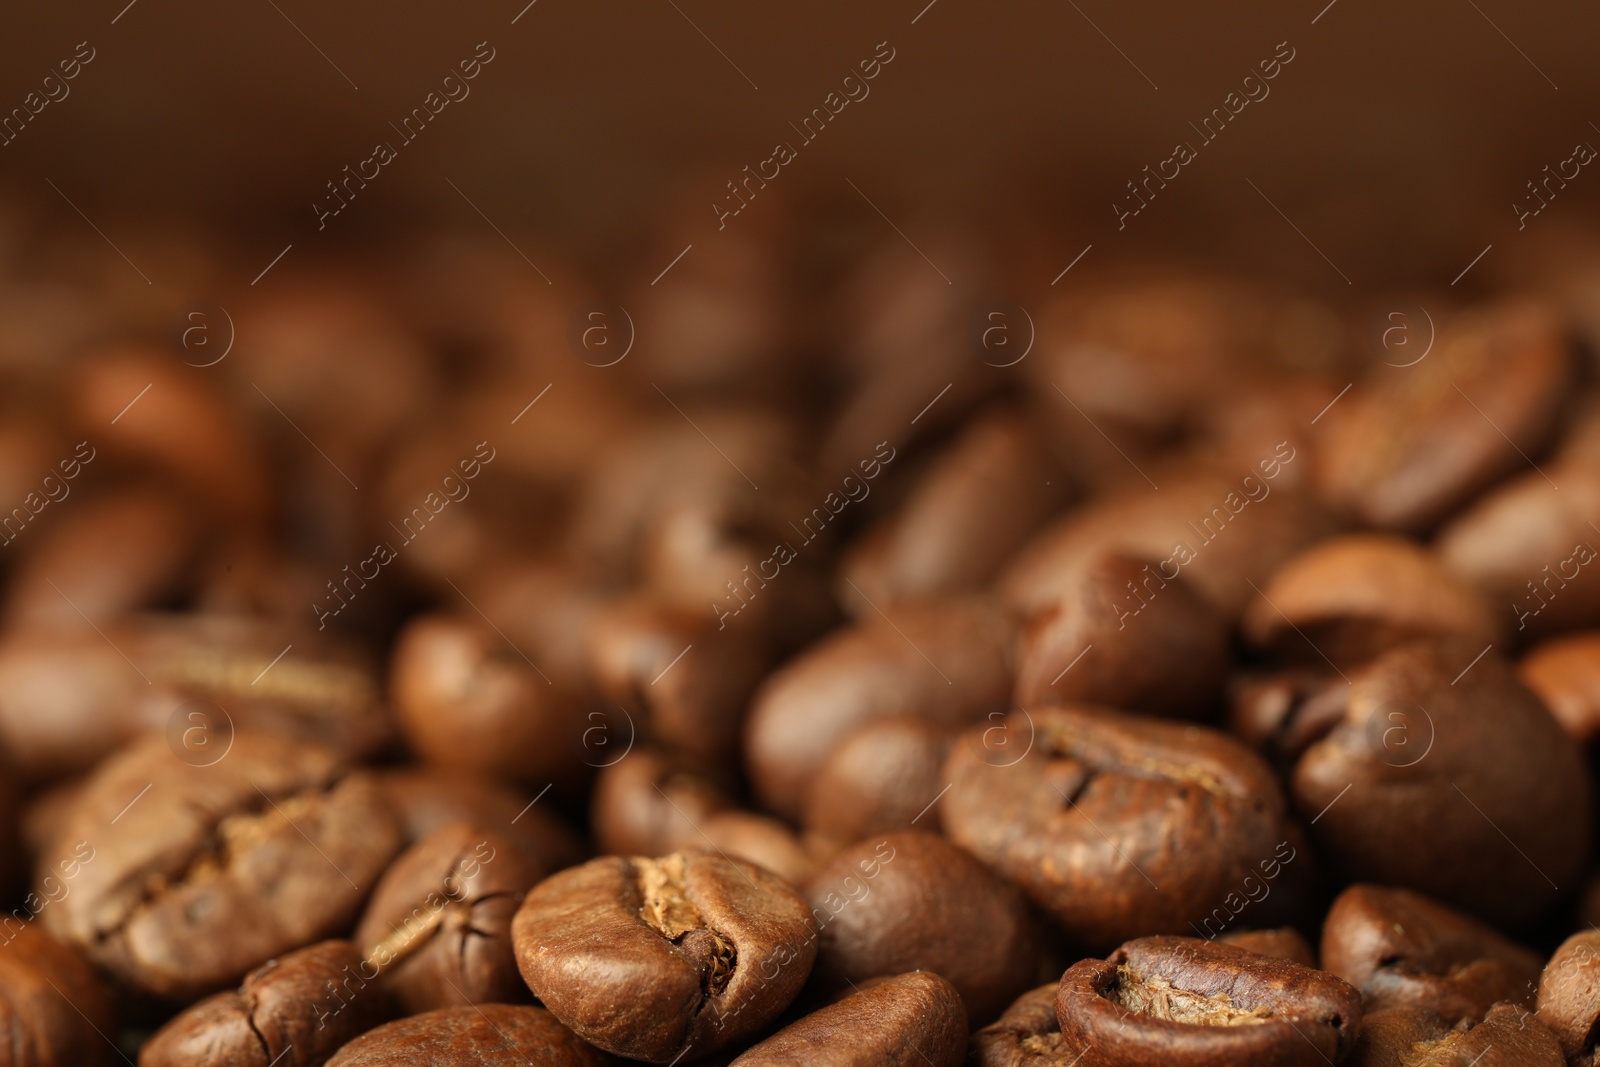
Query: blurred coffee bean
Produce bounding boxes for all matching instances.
[1314,299,1570,531]
[1519,632,1600,743]
[804,831,1038,1025]
[1321,884,1540,1023]
[728,971,967,1067]
[70,346,272,526]
[42,732,401,1000]
[1054,935,1362,1066]
[1437,465,1600,640]
[512,851,815,1062]
[324,1004,613,1067]
[390,613,587,794]
[1228,667,1355,769]
[0,921,116,1067]
[461,558,611,694]
[1348,1002,1562,1066]
[1000,467,1334,624]
[590,747,735,858]
[1291,641,1589,925]
[941,706,1291,951]
[2,484,199,630]
[588,596,771,760]
[1218,927,1317,967]
[1538,928,1600,1064]
[802,718,952,844]
[138,940,394,1067]
[1242,534,1502,668]
[0,745,19,899]
[745,599,1013,820]
[1012,552,1228,718]
[356,823,541,1014]
[373,766,584,872]
[969,984,1066,1067]
[697,811,818,886]
[838,412,1067,611]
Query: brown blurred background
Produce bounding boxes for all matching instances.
[1,0,1598,291]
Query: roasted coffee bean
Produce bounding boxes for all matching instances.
[1291,641,1589,924]
[457,558,611,695]
[1314,299,1571,532]
[838,412,1067,611]
[590,747,735,858]
[970,984,1066,1067]
[373,767,584,872]
[728,970,967,1067]
[941,706,1290,950]
[801,718,952,844]
[0,921,116,1067]
[1218,928,1317,967]
[1320,884,1540,1023]
[138,940,394,1067]
[1054,935,1362,1066]
[41,732,401,1000]
[322,1004,614,1067]
[390,613,587,793]
[1000,467,1333,623]
[697,811,819,886]
[803,831,1037,1025]
[1242,534,1502,668]
[1012,551,1228,718]
[0,745,19,898]
[1227,667,1348,769]
[512,851,816,1062]
[588,596,771,759]
[1438,464,1600,640]
[1537,928,1600,1063]
[1519,632,1600,743]
[1347,1002,1563,1067]
[355,823,543,1014]
[745,599,1013,820]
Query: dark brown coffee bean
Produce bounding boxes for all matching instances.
[745,599,1013,820]
[1292,641,1589,925]
[1012,552,1228,719]
[2,485,199,630]
[355,823,543,1014]
[1437,465,1600,640]
[1217,928,1316,968]
[970,984,1066,1067]
[390,613,586,793]
[1000,467,1333,624]
[1347,1002,1563,1067]
[138,940,394,1067]
[1227,667,1348,769]
[696,811,819,886]
[941,706,1291,951]
[456,558,611,695]
[591,748,735,858]
[801,718,952,844]
[323,1002,612,1066]
[1242,534,1502,667]
[42,732,401,1000]
[838,412,1067,610]
[1537,928,1600,1062]
[1519,632,1600,743]
[0,746,19,899]
[588,596,771,760]
[1054,935,1362,1066]
[728,970,967,1067]
[373,767,584,873]
[0,921,116,1067]
[1314,299,1571,532]
[1320,884,1540,1023]
[511,851,815,1062]
[803,831,1037,1025]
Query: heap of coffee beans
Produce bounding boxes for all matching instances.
[2,218,1600,1065]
